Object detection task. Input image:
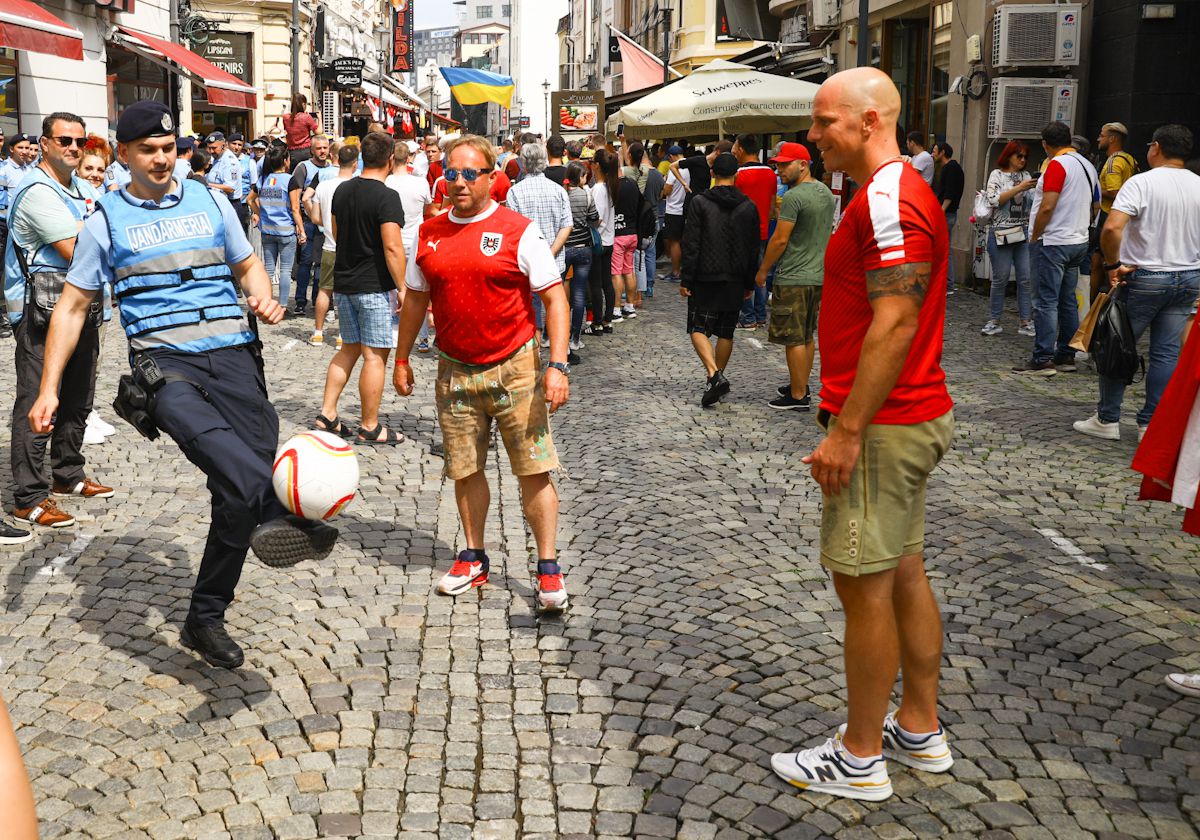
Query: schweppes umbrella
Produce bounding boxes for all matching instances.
[439,66,515,109]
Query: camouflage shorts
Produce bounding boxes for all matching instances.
[435,340,559,480]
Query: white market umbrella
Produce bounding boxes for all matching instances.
[605,59,820,140]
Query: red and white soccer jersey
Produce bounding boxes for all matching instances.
[818,159,953,425]
[407,201,561,365]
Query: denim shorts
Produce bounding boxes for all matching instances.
[334,290,398,348]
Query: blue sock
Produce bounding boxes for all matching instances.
[464,548,489,570]
[537,560,561,576]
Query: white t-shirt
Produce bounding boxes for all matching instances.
[665,168,690,216]
[405,201,560,292]
[313,175,349,252]
[1029,151,1099,246]
[411,150,429,179]
[1112,167,1200,271]
[592,181,616,246]
[911,151,934,186]
[385,173,432,251]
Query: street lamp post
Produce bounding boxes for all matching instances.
[542,80,550,136]
[661,1,672,86]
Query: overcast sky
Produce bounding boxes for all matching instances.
[414,0,568,135]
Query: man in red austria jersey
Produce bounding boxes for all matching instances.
[394,135,572,612]
[770,68,955,802]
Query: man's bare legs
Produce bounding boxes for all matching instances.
[455,470,490,549]
[358,346,391,431]
[517,472,558,559]
[314,288,333,332]
[690,334,734,378]
[668,237,682,276]
[785,341,817,398]
[833,552,942,758]
[320,342,362,422]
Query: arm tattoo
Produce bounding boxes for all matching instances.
[866,261,931,303]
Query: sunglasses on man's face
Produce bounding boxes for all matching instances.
[51,136,88,149]
[444,167,485,183]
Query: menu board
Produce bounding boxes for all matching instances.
[550,90,606,138]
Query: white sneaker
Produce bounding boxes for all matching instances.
[535,565,568,611]
[1165,673,1200,697]
[623,305,638,319]
[1017,321,1036,337]
[880,713,954,773]
[88,411,116,436]
[770,732,892,802]
[981,320,1003,336]
[611,311,624,323]
[1073,414,1120,441]
[1138,425,1148,443]
[569,339,585,351]
[83,425,107,445]
[436,551,489,596]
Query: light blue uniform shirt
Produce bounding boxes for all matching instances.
[206,149,244,201]
[103,161,132,192]
[67,179,253,293]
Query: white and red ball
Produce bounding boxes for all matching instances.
[272,431,359,520]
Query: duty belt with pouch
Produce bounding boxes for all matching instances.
[113,354,209,441]
[15,247,103,331]
[993,224,1027,246]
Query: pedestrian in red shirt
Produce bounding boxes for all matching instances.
[770,68,955,803]
[733,133,777,328]
[394,135,572,612]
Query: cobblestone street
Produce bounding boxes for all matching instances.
[1,284,1198,840]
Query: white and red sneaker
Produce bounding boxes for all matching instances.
[535,562,568,611]
[436,550,489,595]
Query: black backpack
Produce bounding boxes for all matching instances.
[1089,292,1145,385]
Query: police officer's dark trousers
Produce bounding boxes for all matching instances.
[10,316,99,508]
[147,345,287,626]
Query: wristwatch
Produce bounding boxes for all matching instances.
[1103,261,1123,272]
[547,361,571,377]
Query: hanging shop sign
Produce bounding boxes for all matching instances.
[331,57,365,89]
[197,32,252,83]
[550,89,604,136]
[391,0,413,74]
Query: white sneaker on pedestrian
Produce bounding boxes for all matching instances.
[569,339,585,351]
[535,562,568,611]
[88,411,116,436]
[770,731,892,802]
[436,551,489,596]
[981,320,1003,336]
[879,713,954,773]
[1017,321,1036,337]
[623,304,638,319]
[611,311,624,323]
[1138,425,1148,443]
[1165,673,1200,697]
[83,425,107,445]
[1073,414,1120,441]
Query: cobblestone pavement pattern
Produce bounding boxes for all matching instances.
[1,285,1198,840]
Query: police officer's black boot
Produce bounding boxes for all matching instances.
[0,313,12,339]
[250,514,338,568]
[181,619,244,669]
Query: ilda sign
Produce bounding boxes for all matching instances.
[331,57,365,89]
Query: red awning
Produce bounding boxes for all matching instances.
[115,26,256,110]
[0,0,84,60]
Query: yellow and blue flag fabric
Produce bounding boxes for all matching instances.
[439,67,515,108]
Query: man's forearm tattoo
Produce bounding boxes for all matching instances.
[866,261,931,303]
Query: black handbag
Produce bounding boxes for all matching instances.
[15,247,102,331]
[1088,290,1145,385]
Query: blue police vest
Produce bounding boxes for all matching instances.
[0,160,35,220]
[3,168,97,323]
[98,178,255,354]
[256,172,294,236]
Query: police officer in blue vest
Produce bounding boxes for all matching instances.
[29,101,338,669]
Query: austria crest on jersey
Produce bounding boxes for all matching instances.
[480,232,503,256]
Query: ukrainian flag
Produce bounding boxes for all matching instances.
[439,67,515,108]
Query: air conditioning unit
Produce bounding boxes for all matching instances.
[809,0,839,31]
[992,4,1081,67]
[988,78,1077,138]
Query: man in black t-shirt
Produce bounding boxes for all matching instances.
[669,139,734,211]
[313,132,408,445]
[544,134,568,187]
[932,140,964,293]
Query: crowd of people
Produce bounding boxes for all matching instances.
[0,64,1197,831]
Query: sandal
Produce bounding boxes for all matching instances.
[314,413,354,438]
[356,424,405,445]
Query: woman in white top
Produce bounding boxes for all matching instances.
[982,140,1037,336]
[590,149,619,332]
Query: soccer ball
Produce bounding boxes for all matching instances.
[272,431,360,520]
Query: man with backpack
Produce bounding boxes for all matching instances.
[288,135,334,315]
[1089,122,1139,295]
[1073,124,1200,442]
[1012,121,1100,377]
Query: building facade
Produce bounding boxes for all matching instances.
[414,27,458,75]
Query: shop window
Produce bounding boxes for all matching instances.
[0,48,18,138]
[930,2,952,141]
[107,45,169,126]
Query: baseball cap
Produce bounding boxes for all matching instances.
[711,153,738,178]
[1102,122,1129,136]
[115,100,177,143]
[667,145,684,156]
[769,141,812,164]
[205,131,225,144]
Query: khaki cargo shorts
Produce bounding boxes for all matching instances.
[769,285,821,346]
[435,340,560,480]
[817,408,954,576]
[319,249,336,291]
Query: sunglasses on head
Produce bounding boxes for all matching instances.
[444,167,486,183]
[51,136,88,149]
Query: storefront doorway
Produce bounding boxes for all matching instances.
[0,48,18,139]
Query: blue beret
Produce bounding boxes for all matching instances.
[116,100,176,143]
